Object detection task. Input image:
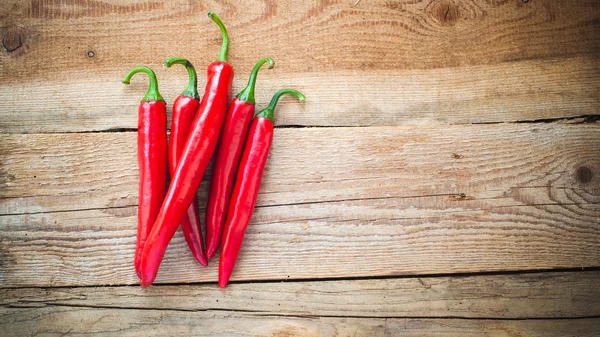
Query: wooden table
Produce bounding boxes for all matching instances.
[1,0,599,335]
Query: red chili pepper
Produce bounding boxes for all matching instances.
[139,12,234,287]
[219,89,305,288]
[122,67,168,279]
[205,57,275,259]
[164,58,208,267]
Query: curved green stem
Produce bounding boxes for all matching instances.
[236,57,275,104]
[208,12,229,62]
[122,66,164,102]
[164,57,199,100]
[256,89,306,122]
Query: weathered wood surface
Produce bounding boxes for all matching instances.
[1,0,599,132]
[2,307,599,337]
[2,271,599,319]
[1,124,598,287]
[1,0,600,334]
[2,124,598,215]
[2,202,599,287]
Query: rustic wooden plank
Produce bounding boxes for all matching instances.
[3,56,598,133]
[0,124,598,287]
[1,124,598,215]
[1,307,599,337]
[1,200,599,287]
[2,271,599,318]
[1,0,599,132]
[2,0,597,74]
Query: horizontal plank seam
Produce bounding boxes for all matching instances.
[4,303,600,321]
[1,115,598,135]
[60,128,139,134]
[469,114,600,126]
[168,266,600,288]
[3,267,599,290]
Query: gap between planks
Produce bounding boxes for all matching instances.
[7,114,599,135]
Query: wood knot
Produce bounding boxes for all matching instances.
[431,0,459,26]
[452,153,464,159]
[2,26,23,53]
[576,166,592,184]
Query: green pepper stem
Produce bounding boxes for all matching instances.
[236,58,275,105]
[256,89,306,122]
[208,12,229,62]
[164,58,199,100]
[122,66,165,103]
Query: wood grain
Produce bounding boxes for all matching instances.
[2,271,599,319]
[2,124,598,215]
[2,56,598,133]
[1,0,599,132]
[2,0,598,74]
[1,307,599,337]
[0,125,599,287]
[2,0,599,332]
[2,200,599,287]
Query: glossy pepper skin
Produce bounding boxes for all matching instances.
[219,89,305,288]
[205,57,275,259]
[164,58,208,267]
[122,67,168,279]
[139,12,233,287]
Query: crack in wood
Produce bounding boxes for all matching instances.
[4,302,600,321]
[4,115,597,135]
[2,266,598,290]
[3,195,597,218]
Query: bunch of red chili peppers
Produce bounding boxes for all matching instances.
[122,12,305,288]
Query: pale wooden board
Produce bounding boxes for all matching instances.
[1,0,599,333]
[1,0,599,132]
[2,124,599,215]
[2,271,599,318]
[1,307,599,337]
[1,124,599,287]
[2,201,599,287]
[1,56,598,133]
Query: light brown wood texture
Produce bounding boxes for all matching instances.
[2,0,600,334]
[2,271,599,319]
[1,124,598,287]
[1,0,599,132]
[3,202,599,287]
[1,307,599,337]
[2,124,598,214]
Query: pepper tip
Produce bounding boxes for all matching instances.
[195,253,209,267]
